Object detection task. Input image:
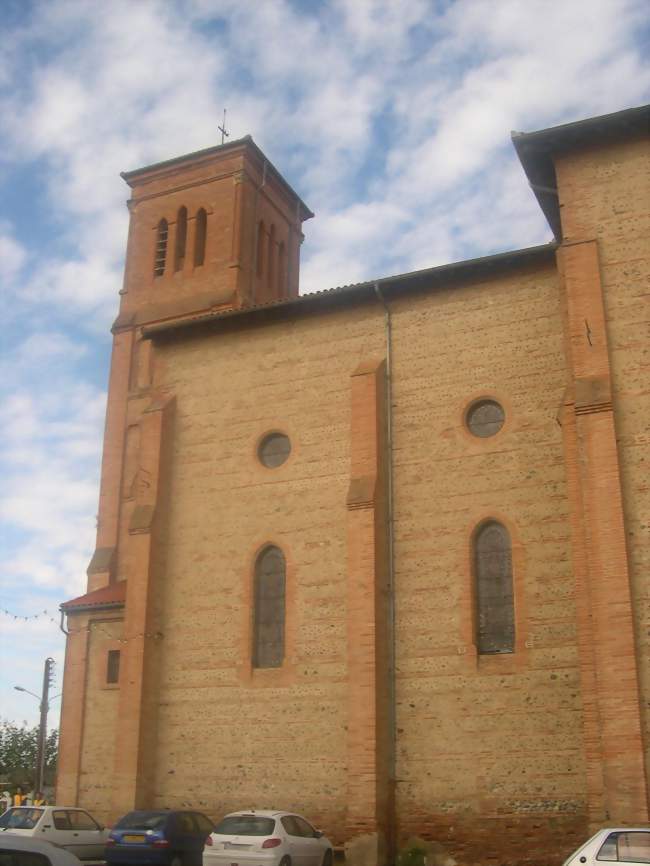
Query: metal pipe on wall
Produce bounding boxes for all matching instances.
[374,281,397,859]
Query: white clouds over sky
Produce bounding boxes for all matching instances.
[1,0,648,724]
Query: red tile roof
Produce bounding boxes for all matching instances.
[61,581,127,611]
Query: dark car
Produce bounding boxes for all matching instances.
[105,810,214,866]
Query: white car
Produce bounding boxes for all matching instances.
[203,811,333,866]
[0,833,84,866]
[0,806,110,860]
[562,827,650,864]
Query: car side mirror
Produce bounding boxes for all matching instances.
[314,830,323,839]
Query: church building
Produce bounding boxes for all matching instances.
[58,104,650,866]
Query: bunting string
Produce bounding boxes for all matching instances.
[1,607,59,624]
[1,607,163,644]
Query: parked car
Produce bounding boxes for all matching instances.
[0,806,109,861]
[105,810,214,866]
[203,811,333,866]
[0,833,84,866]
[562,827,650,864]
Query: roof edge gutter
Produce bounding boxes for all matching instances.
[59,601,126,614]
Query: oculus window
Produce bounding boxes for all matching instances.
[466,399,505,438]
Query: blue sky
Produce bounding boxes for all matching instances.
[1,0,649,727]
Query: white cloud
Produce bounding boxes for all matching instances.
[0,228,26,283]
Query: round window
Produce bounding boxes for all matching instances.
[258,432,291,468]
[466,399,505,438]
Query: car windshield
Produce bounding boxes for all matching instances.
[213,817,276,836]
[0,808,44,830]
[115,812,169,831]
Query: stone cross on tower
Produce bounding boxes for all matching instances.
[218,108,229,145]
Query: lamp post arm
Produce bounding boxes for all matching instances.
[13,686,41,702]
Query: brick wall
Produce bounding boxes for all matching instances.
[556,135,650,804]
[140,260,592,862]
[146,306,386,841]
[388,265,586,863]
[78,619,123,813]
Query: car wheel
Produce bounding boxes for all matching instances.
[322,850,333,866]
[279,857,291,866]
[170,855,184,866]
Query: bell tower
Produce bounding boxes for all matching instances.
[56,138,312,814]
[115,136,313,330]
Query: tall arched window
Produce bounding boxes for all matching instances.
[277,242,285,295]
[267,224,276,292]
[256,220,265,277]
[194,208,207,267]
[174,206,187,272]
[474,521,514,654]
[253,545,286,668]
[154,218,168,277]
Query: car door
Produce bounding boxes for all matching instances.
[593,830,650,864]
[280,817,308,866]
[173,813,199,861]
[192,813,215,854]
[291,817,323,866]
[66,810,106,860]
[48,810,78,855]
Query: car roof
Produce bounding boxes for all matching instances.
[594,827,650,833]
[122,809,203,814]
[0,834,82,864]
[223,811,302,819]
[5,806,86,812]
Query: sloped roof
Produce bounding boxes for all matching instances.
[512,103,650,240]
[61,581,127,612]
[121,135,314,222]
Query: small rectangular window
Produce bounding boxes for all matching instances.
[106,650,121,684]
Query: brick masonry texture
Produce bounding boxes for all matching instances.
[388,267,586,864]
[555,136,650,795]
[58,123,650,866]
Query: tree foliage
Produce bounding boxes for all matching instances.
[0,720,58,787]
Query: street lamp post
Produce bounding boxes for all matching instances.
[14,657,56,794]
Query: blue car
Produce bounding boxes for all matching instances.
[105,810,215,866]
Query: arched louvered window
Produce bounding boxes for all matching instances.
[256,220,265,277]
[174,206,187,272]
[154,218,168,277]
[474,521,514,654]
[278,242,285,295]
[194,208,207,267]
[253,545,286,668]
[267,224,276,292]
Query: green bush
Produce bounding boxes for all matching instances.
[396,844,429,866]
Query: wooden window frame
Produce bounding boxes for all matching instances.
[153,218,168,277]
[106,648,121,684]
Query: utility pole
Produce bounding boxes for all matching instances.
[35,658,54,794]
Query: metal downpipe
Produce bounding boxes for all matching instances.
[374,281,397,861]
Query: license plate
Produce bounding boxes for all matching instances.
[123,835,146,843]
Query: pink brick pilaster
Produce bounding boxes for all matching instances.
[559,239,649,824]
[345,358,392,865]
